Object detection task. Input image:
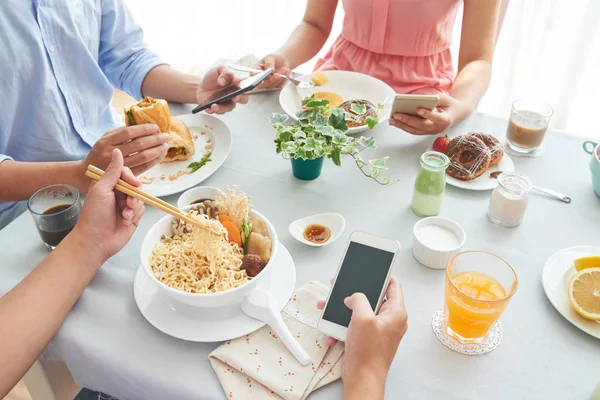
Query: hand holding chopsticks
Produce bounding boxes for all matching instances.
[85,165,205,230]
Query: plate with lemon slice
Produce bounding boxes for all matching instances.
[542,246,600,339]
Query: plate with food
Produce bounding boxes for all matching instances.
[542,246,600,340]
[279,70,395,134]
[430,133,514,191]
[125,97,232,197]
[135,186,296,341]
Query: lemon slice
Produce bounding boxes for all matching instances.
[574,256,600,271]
[568,268,600,320]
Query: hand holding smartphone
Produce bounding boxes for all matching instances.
[318,231,400,342]
[192,68,273,114]
[391,94,439,118]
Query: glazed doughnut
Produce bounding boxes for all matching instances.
[444,135,492,181]
[471,133,504,167]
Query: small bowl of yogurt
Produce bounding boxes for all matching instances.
[412,217,466,270]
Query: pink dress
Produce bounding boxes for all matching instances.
[314,0,462,94]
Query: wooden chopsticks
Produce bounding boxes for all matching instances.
[85,165,206,230]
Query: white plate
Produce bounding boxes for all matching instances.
[133,242,296,342]
[139,114,232,197]
[279,71,395,134]
[288,213,346,247]
[541,245,600,340]
[428,146,515,191]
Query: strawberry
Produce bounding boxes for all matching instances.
[433,135,450,153]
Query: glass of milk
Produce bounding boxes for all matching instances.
[487,172,532,227]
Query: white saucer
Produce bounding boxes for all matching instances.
[133,242,296,342]
[542,245,600,340]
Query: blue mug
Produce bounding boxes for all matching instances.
[583,141,600,197]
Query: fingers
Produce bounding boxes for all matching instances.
[379,277,404,314]
[124,143,168,170]
[436,92,453,107]
[124,201,145,226]
[97,149,124,191]
[118,132,170,157]
[120,166,141,187]
[389,118,431,135]
[317,300,325,310]
[344,293,374,317]
[325,337,337,347]
[216,66,236,87]
[105,124,160,145]
[417,108,450,126]
[392,113,435,131]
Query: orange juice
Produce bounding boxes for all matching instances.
[444,271,508,343]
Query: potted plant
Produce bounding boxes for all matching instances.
[271,98,395,184]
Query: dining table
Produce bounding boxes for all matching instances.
[1,92,599,400]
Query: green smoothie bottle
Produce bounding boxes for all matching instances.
[411,151,450,216]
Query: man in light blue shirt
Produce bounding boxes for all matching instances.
[0,0,246,229]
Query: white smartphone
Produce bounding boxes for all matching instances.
[391,94,439,117]
[318,231,401,342]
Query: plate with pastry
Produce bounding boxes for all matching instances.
[430,132,514,191]
[125,97,232,197]
[279,70,395,134]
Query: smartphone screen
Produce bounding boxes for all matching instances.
[322,242,395,327]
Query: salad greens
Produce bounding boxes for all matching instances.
[188,152,212,173]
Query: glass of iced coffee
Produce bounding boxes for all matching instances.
[506,99,553,154]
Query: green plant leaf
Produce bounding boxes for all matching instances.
[328,108,348,132]
[332,132,350,146]
[295,148,308,160]
[365,117,378,130]
[296,109,310,120]
[358,136,377,149]
[270,113,288,125]
[368,157,389,176]
[304,98,330,109]
[241,219,252,254]
[330,147,342,166]
[377,103,385,110]
[281,141,298,154]
[316,125,335,137]
[350,103,367,115]
[304,137,320,151]
[293,130,307,140]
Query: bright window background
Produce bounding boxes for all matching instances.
[124,0,599,139]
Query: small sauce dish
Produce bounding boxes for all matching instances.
[412,216,466,270]
[177,186,219,209]
[289,213,346,247]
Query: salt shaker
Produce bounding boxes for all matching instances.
[487,172,532,227]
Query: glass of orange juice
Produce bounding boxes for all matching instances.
[444,251,518,344]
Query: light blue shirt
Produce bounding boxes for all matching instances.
[0,0,164,229]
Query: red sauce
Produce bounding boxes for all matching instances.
[303,224,331,244]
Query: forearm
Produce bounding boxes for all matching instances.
[0,232,105,397]
[448,59,492,125]
[279,21,330,69]
[0,160,87,202]
[141,65,200,104]
[342,372,386,400]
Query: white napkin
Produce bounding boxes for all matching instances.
[209,282,344,400]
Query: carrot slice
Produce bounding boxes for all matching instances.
[218,215,233,224]
[222,220,242,247]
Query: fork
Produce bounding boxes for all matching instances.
[228,64,315,89]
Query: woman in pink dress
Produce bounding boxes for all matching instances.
[258,0,502,135]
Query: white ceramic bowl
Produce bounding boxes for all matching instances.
[140,205,279,307]
[177,186,219,209]
[279,71,395,134]
[288,213,346,247]
[412,217,466,270]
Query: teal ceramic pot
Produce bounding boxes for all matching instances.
[583,141,600,197]
[290,157,324,181]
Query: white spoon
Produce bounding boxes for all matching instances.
[241,289,312,366]
[289,213,346,247]
[490,171,571,203]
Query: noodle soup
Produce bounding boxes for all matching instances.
[140,188,279,308]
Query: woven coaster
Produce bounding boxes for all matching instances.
[431,309,502,355]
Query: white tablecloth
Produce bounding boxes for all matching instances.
[1,93,599,400]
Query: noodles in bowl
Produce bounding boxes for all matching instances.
[140,186,279,307]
